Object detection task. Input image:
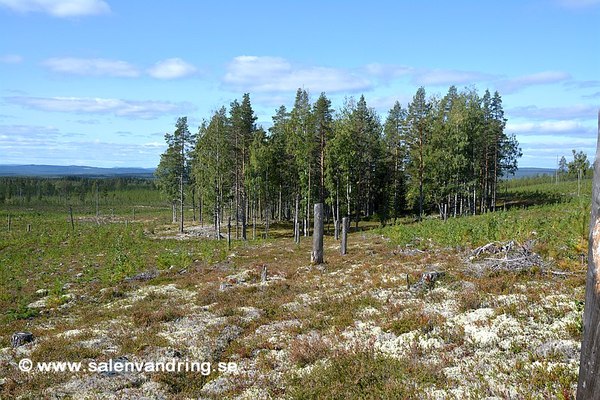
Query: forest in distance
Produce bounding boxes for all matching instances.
[2,84,593,236]
[156,85,522,236]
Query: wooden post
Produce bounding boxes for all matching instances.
[227,217,231,251]
[7,214,11,232]
[261,265,267,283]
[341,217,348,255]
[311,203,324,264]
[27,224,31,232]
[578,109,600,397]
[69,206,74,230]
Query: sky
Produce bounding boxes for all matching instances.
[0,0,598,169]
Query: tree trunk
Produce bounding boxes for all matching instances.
[294,192,300,244]
[179,173,184,234]
[278,184,282,222]
[340,216,348,255]
[252,197,257,240]
[577,110,600,397]
[311,203,324,264]
[307,170,311,237]
[192,186,196,222]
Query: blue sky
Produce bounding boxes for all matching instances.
[0,0,598,168]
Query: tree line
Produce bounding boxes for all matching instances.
[0,177,157,207]
[156,86,522,236]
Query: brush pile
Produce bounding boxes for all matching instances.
[467,240,546,274]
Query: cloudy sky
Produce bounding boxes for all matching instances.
[0,0,598,168]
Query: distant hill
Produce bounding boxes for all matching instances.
[0,165,155,178]
[0,164,555,180]
[509,167,556,179]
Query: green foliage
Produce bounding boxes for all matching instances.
[567,149,591,178]
[155,117,196,228]
[379,177,591,270]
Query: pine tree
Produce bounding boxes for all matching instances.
[156,116,195,232]
[312,93,334,204]
[269,105,294,221]
[406,87,432,220]
[230,94,257,240]
[383,101,408,223]
[289,89,314,236]
[194,107,232,238]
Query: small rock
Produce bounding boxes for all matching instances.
[125,270,158,282]
[11,332,34,348]
[61,293,74,302]
[165,348,182,358]
[28,297,48,309]
[35,288,48,296]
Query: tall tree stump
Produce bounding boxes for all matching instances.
[578,110,600,397]
[341,217,348,255]
[311,203,324,264]
[11,332,34,347]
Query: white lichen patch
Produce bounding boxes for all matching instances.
[57,329,84,338]
[104,283,197,310]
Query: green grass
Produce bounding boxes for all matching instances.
[378,178,591,270]
[0,209,228,329]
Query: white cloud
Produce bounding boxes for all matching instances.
[0,0,110,17]
[223,56,372,93]
[506,120,592,136]
[507,104,598,120]
[363,63,494,87]
[368,94,412,112]
[147,58,197,79]
[518,135,596,147]
[0,54,23,64]
[565,80,600,89]
[6,96,194,119]
[364,63,413,80]
[498,71,571,93]
[43,57,140,77]
[0,124,62,140]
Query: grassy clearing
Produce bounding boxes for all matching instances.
[378,178,591,271]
